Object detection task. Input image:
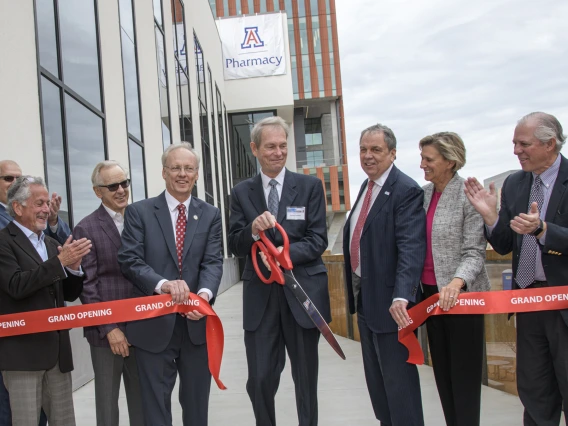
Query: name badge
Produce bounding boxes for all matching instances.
[286,206,305,221]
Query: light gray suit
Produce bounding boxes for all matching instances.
[422,173,489,426]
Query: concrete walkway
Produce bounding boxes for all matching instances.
[73,282,525,425]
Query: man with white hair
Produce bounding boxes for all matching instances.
[74,161,143,426]
[465,112,568,425]
[0,176,91,425]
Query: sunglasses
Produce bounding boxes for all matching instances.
[0,175,18,183]
[98,179,131,192]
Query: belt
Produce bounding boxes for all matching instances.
[527,280,548,288]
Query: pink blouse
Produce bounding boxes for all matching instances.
[421,191,442,285]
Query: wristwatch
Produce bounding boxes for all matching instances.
[530,219,544,237]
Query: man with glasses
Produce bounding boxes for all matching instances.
[0,160,71,426]
[0,160,70,243]
[118,143,223,426]
[73,161,143,426]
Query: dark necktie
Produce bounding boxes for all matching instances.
[350,181,375,272]
[516,176,545,288]
[268,179,279,217]
[176,204,187,276]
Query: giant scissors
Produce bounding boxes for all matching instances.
[252,222,346,360]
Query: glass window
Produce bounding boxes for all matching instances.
[299,28,308,55]
[223,0,229,16]
[153,0,163,27]
[40,78,68,222]
[59,0,101,109]
[65,94,105,223]
[36,0,59,77]
[306,150,324,167]
[260,0,267,13]
[310,0,318,16]
[128,139,147,202]
[208,67,221,209]
[313,27,321,53]
[285,0,293,14]
[288,19,295,56]
[155,25,172,149]
[302,55,311,93]
[298,0,306,17]
[305,117,322,145]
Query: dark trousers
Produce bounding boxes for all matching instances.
[245,283,320,426]
[0,372,47,426]
[357,296,424,426]
[90,345,144,426]
[517,310,568,426]
[423,284,484,426]
[135,315,211,426]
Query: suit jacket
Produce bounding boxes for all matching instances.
[0,222,83,372]
[0,203,71,244]
[228,169,330,331]
[488,154,568,323]
[343,165,426,334]
[423,173,490,292]
[74,204,136,347]
[118,192,223,352]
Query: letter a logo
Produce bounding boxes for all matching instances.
[241,26,265,49]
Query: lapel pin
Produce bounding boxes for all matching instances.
[193,215,198,220]
[385,191,390,195]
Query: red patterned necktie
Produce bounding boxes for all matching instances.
[350,181,375,272]
[176,204,187,276]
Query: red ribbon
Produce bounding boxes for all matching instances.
[0,293,226,390]
[398,287,568,365]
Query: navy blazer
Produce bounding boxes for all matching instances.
[74,204,137,347]
[488,154,568,324]
[0,203,71,244]
[343,165,426,334]
[228,169,330,331]
[118,192,223,352]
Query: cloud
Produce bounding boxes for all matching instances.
[335,0,568,199]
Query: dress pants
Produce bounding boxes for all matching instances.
[0,373,48,426]
[245,282,321,426]
[2,363,75,426]
[517,309,568,426]
[423,284,484,426]
[135,315,211,426]
[90,345,144,426]
[356,293,424,426]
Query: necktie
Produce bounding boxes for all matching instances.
[268,179,279,217]
[350,181,375,272]
[176,204,187,276]
[516,176,545,288]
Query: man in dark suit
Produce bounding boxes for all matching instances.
[465,112,568,426]
[343,124,426,426]
[228,116,330,426]
[0,161,72,426]
[118,143,223,426]
[73,161,143,426]
[0,176,90,425]
[0,160,71,243]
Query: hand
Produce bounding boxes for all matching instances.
[161,280,190,304]
[252,212,277,237]
[259,246,283,271]
[510,202,541,235]
[463,178,498,225]
[439,278,464,311]
[107,328,130,357]
[48,192,62,227]
[184,291,209,321]
[57,235,92,269]
[389,300,411,328]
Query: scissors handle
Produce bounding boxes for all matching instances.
[251,222,293,284]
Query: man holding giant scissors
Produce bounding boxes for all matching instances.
[228,116,330,426]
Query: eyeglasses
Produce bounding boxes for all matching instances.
[164,166,197,174]
[98,179,130,192]
[0,175,18,183]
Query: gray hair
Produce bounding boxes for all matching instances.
[419,132,466,172]
[91,160,128,186]
[161,142,201,167]
[360,124,397,150]
[251,116,290,147]
[7,176,47,218]
[518,112,566,153]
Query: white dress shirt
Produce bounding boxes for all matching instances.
[102,203,125,235]
[155,191,213,300]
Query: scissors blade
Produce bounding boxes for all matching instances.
[283,271,346,360]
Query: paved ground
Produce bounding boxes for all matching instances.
[73,282,526,425]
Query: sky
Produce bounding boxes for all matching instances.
[334,0,568,200]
